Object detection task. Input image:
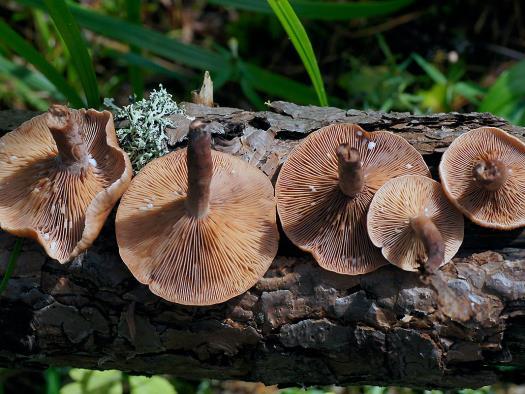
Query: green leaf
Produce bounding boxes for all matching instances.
[43,0,101,107]
[0,19,83,107]
[0,53,62,97]
[267,0,328,106]
[239,61,319,104]
[208,0,414,20]
[479,60,525,125]
[126,0,144,100]
[411,53,447,85]
[17,0,320,104]
[45,367,61,394]
[130,376,177,394]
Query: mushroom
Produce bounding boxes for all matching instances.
[439,126,525,230]
[367,175,469,321]
[275,123,430,275]
[0,105,132,263]
[115,121,279,305]
[367,175,464,273]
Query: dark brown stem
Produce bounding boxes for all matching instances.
[472,159,508,192]
[185,120,212,218]
[336,144,364,197]
[410,215,444,274]
[46,105,89,167]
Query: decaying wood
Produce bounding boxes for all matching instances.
[0,103,524,388]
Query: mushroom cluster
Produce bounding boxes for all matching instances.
[276,123,430,275]
[2,101,524,308]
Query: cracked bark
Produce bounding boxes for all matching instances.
[1,102,525,389]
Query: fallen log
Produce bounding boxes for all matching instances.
[0,102,524,388]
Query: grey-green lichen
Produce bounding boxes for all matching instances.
[105,85,191,171]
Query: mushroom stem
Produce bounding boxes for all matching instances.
[409,215,445,273]
[472,159,508,191]
[46,105,89,167]
[337,144,364,197]
[185,120,212,218]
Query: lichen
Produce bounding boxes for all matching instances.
[104,85,186,172]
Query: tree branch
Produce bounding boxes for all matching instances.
[0,103,524,388]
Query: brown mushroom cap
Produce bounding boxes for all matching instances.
[439,127,525,230]
[367,175,464,272]
[276,123,430,275]
[115,141,279,306]
[0,105,132,263]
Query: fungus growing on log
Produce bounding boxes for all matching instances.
[0,105,132,263]
[115,120,279,305]
[439,126,525,230]
[275,123,430,275]
[367,175,471,321]
[367,175,464,272]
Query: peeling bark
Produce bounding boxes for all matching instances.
[1,103,525,389]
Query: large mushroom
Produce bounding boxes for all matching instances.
[115,121,279,306]
[367,175,464,273]
[276,123,430,275]
[439,126,525,230]
[0,105,132,263]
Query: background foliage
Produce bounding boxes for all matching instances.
[1,0,525,392]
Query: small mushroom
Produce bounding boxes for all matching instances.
[276,123,430,275]
[439,126,525,230]
[367,175,464,273]
[115,120,279,305]
[367,175,469,321]
[0,105,132,263]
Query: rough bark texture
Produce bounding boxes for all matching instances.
[1,103,525,389]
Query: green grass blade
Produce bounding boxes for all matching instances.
[17,0,321,104]
[126,0,144,99]
[0,53,63,97]
[0,19,83,107]
[45,367,60,394]
[479,60,525,116]
[43,0,101,107]
[267,0,328,106]
[208,0,414,20]
[411,53,447,85]
[0,239,23,296]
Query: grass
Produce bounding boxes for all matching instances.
[43,0,100,107]
[267,0,328,106]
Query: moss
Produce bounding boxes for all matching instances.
[105,85,192,172]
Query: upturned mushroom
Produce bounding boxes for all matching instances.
[115,120,279,305]
[0,105,132,263]
[276,123,430,275]
[367,175,469,321]
[439,126,525,230]
[367,175,464,273]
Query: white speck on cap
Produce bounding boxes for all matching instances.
[357,130,363,136]
[50,241,57,252]
[367,141,376,150]
[308,185,317,192]
[88,157,97,167]
[405,163,413,169]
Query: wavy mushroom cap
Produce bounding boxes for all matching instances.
[367,175,464,272]
[439,127,525,230]
[0,106,132,263]
[276,123,430,275]
[115,149,279,306]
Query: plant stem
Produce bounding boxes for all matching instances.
[0,238,23,296]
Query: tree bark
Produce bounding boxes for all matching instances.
[0,102,524,389]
